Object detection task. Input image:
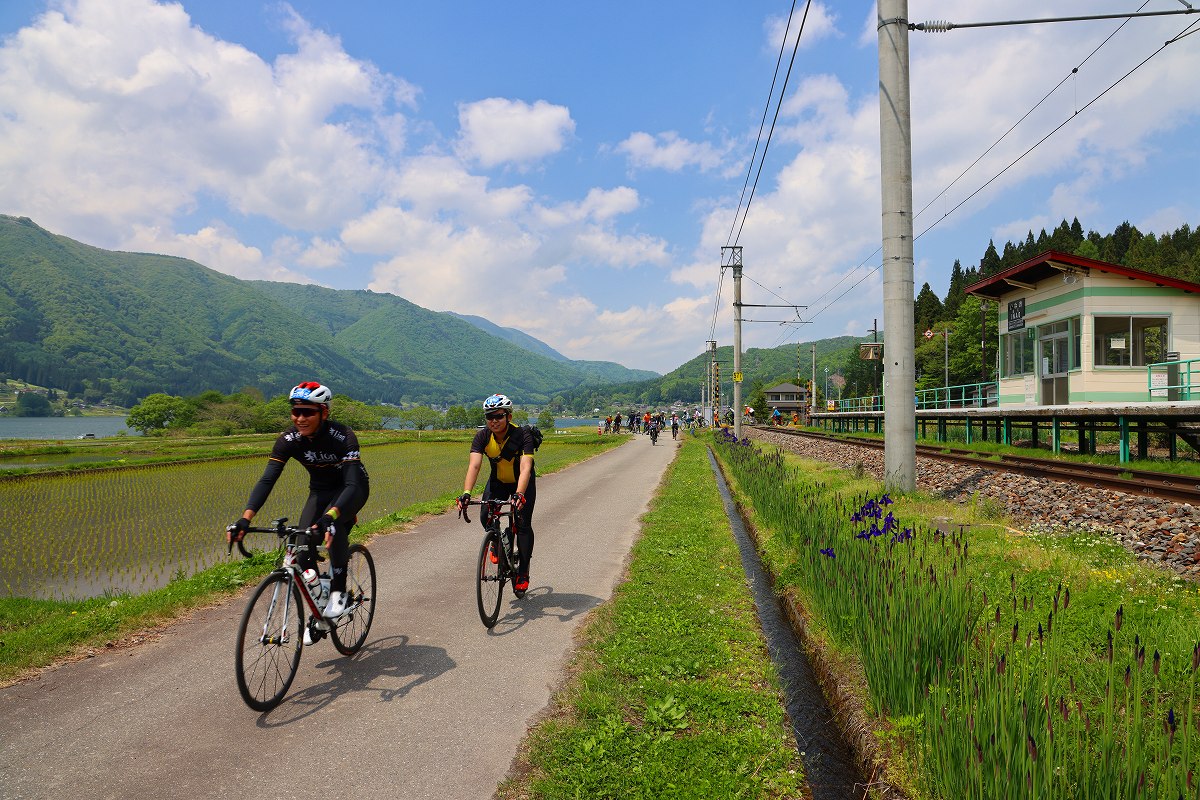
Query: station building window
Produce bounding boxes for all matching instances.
[1001,328,1036,377]
[1093,316,1167,367]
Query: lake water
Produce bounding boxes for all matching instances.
[0,416,135,440]
[0,416,598,440]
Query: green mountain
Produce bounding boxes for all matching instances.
[445,311,658,383]
[0,215,652,406]
[555,336,863,413]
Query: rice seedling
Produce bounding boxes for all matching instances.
[1,441,464,599]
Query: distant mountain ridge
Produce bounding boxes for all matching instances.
[446,311,658,382]
[0,215,656,405]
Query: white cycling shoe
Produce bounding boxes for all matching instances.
[303,619,328,646]
[323,591,348,619]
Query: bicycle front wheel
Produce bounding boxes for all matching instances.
[330,543,376,656]
[477,531,505,628]
[235,572,303,712]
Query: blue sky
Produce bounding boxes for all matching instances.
[1,1,1197,374]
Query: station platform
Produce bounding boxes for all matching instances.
[809,402,1200,462]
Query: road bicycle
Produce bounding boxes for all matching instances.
[458,497,521,628]
[228,518,376,711]
[649,424,659,445]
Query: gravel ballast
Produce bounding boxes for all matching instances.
[746,428,1200,580]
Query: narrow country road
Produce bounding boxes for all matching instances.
[1,433,680,800]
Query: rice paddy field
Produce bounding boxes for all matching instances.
[1,431,613,600]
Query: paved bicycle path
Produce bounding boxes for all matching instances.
[0,432,681,800]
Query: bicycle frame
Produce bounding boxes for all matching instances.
[462,498,518,571]
[239,518,327,616]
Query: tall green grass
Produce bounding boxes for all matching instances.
[712,427,1200,798]
[506,436,803,799]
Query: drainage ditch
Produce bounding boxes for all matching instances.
[707,449,868,800]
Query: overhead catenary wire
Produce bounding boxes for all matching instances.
[912,0,1154,227]
[730,0,814,249]
[912,13,1200,245]
[725,0,799,248]
[709,0,812,352]
[775,7,1195,346]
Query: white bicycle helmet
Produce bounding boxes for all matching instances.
[483,393,513,413]
[289,381,333,407]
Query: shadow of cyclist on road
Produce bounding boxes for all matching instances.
[254,634,455,726]
[485,586,601,637]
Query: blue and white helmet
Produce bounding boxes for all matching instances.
[482,393,513,413]
[289,381,332,407]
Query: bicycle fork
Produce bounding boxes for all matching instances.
[260,580,294,646]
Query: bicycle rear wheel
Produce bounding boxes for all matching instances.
[330,543,376,656]
[477,530,505,628]
[235,572,303,712]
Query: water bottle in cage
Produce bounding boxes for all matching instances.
[302,568,321,597]
[500,524,514,561]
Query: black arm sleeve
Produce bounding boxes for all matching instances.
[331,428,369,514]
[245,457,286,513]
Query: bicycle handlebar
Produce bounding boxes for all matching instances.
[225,518,322,559]
[456,497,514,525]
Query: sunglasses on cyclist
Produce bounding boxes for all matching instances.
[291,407,321,418]
[485,413,507,421]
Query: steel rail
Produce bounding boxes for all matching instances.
[756,426,1200,506]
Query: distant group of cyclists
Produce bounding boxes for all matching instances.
[600,409,708,441]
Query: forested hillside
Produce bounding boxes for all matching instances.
[555,336,861,413]
[0,216,652,406]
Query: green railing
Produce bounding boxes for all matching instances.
[1147,357,1200,401]
[914,382,998,410]
[831,382,998,412]
[834,396,882,413]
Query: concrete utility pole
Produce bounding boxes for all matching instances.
[810,344,817,418]
[705,339,716,423]
[726,248,744,439]
[705,338,715,424]
[878,0,916,492]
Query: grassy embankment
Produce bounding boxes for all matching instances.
[712,429,1200,797]
[501,434,805,799]
[0,428,625,685]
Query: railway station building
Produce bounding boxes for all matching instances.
[966,250,1200,408]
[764,382,809,417]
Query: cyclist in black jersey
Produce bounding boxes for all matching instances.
[228,381,370,629]
[456,393,536,596]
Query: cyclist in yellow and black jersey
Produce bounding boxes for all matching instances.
[457,394,537,595]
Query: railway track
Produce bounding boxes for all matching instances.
[758,426,1200,506]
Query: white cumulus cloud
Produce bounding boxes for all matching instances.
[455,97,575,168]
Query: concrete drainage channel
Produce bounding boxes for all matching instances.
[707,449,869,800]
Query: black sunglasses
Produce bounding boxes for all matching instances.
[485,413,507,421]
[291,407,321,418]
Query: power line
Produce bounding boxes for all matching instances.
[913,14,1200,245]
[726,0,798,247]
[913,1,1153,228]
[731,0,814,248]
[784,7,1194,339]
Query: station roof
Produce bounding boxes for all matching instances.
[765,383,805,393]
[965,249,1200,301]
